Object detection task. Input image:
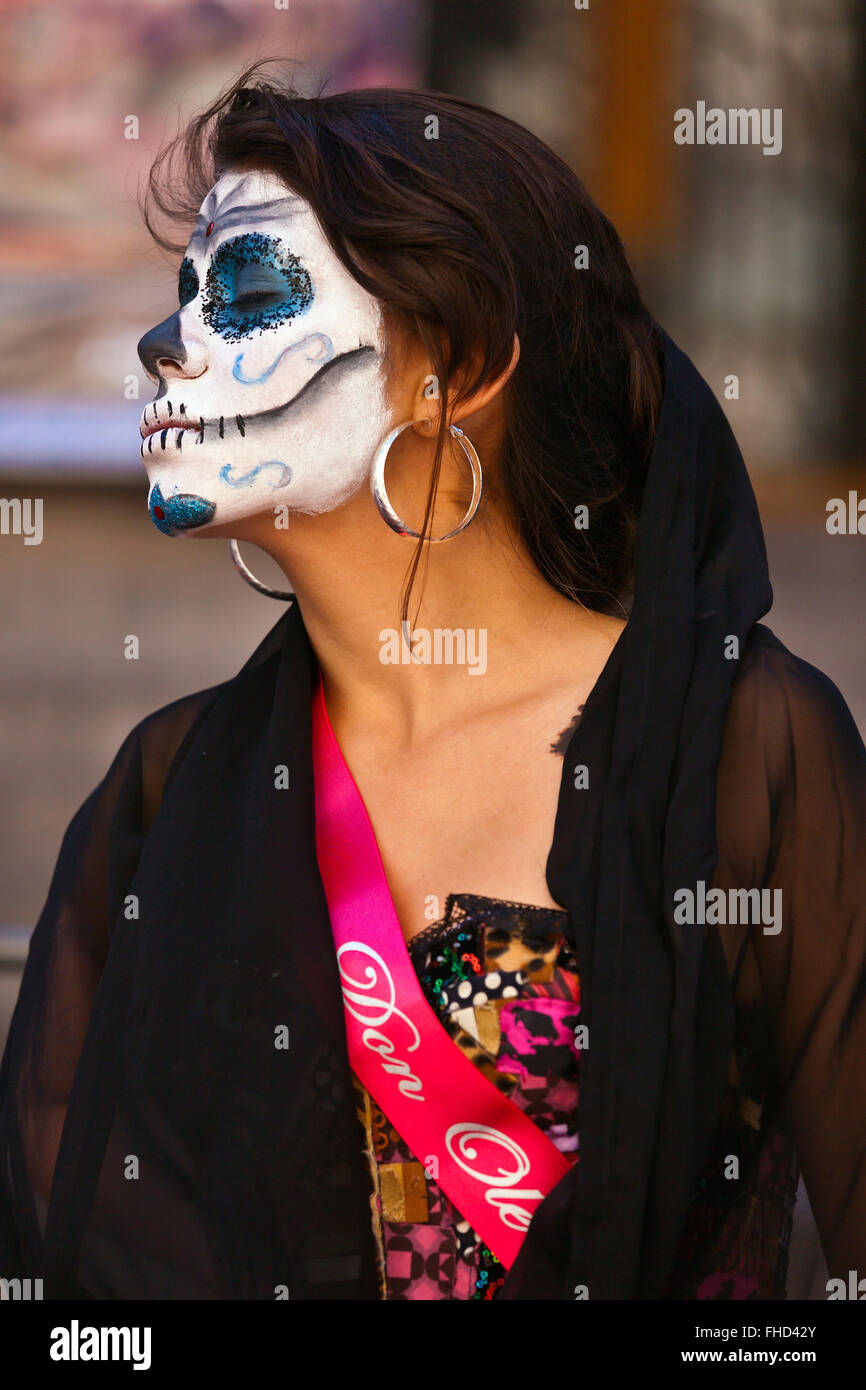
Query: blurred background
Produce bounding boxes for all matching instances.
[0,0,863,1295]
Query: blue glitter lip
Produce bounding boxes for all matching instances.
[149,482,216,536]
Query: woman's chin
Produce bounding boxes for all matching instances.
[186,519,239,541]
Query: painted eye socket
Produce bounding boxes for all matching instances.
[201,232,313,342]
[178,257,199,308]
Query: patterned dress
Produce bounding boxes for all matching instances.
[352,891,800,1301]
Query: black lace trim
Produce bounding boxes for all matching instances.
[407,891,571,973]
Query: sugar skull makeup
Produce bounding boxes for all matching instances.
[137,170,390,535]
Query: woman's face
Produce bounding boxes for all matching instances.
[137,168,390,536]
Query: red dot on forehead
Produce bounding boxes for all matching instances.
[205,221,214,237]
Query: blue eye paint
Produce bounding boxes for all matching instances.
[219,461,293,489]
[178,257,199,307]
[202,233,313,342]
[232,332,334,385]
[149,482,216,535]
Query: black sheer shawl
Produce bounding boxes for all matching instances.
[1,332,865,1298]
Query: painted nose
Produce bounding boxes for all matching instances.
[137,311,206,384]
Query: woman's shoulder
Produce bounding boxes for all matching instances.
[124,609,294,823]
[728,623,863,760]
[717,623,865,866]
[141,681,225,800]
[91,682,227,833]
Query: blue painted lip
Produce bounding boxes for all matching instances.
[149,482,216,536]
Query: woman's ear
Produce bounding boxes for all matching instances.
[454,332,520,422]
[411,333,520,437]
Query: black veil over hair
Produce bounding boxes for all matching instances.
[1,333,865,1298]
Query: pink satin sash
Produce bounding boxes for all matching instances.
[311,676,572,1269]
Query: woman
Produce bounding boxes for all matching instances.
[1,67,864,1302]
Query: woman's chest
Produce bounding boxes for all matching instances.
[337,714,576,942]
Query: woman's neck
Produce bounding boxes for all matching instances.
[238,478,623,744]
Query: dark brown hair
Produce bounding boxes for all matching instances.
[144,61,663,623]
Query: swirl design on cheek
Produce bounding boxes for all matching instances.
[219,461,293,489]
[202,232,313,342]
[232,332,334,385]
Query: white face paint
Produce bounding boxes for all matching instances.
[136,169,390,536]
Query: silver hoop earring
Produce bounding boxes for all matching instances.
[370,420,482,542]
[228,539,294,601]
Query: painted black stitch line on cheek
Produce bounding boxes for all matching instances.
[208,347,377,446]
[143,348,374,451]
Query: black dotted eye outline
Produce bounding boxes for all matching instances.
[200,232,313,343]
[178,257,199,309]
